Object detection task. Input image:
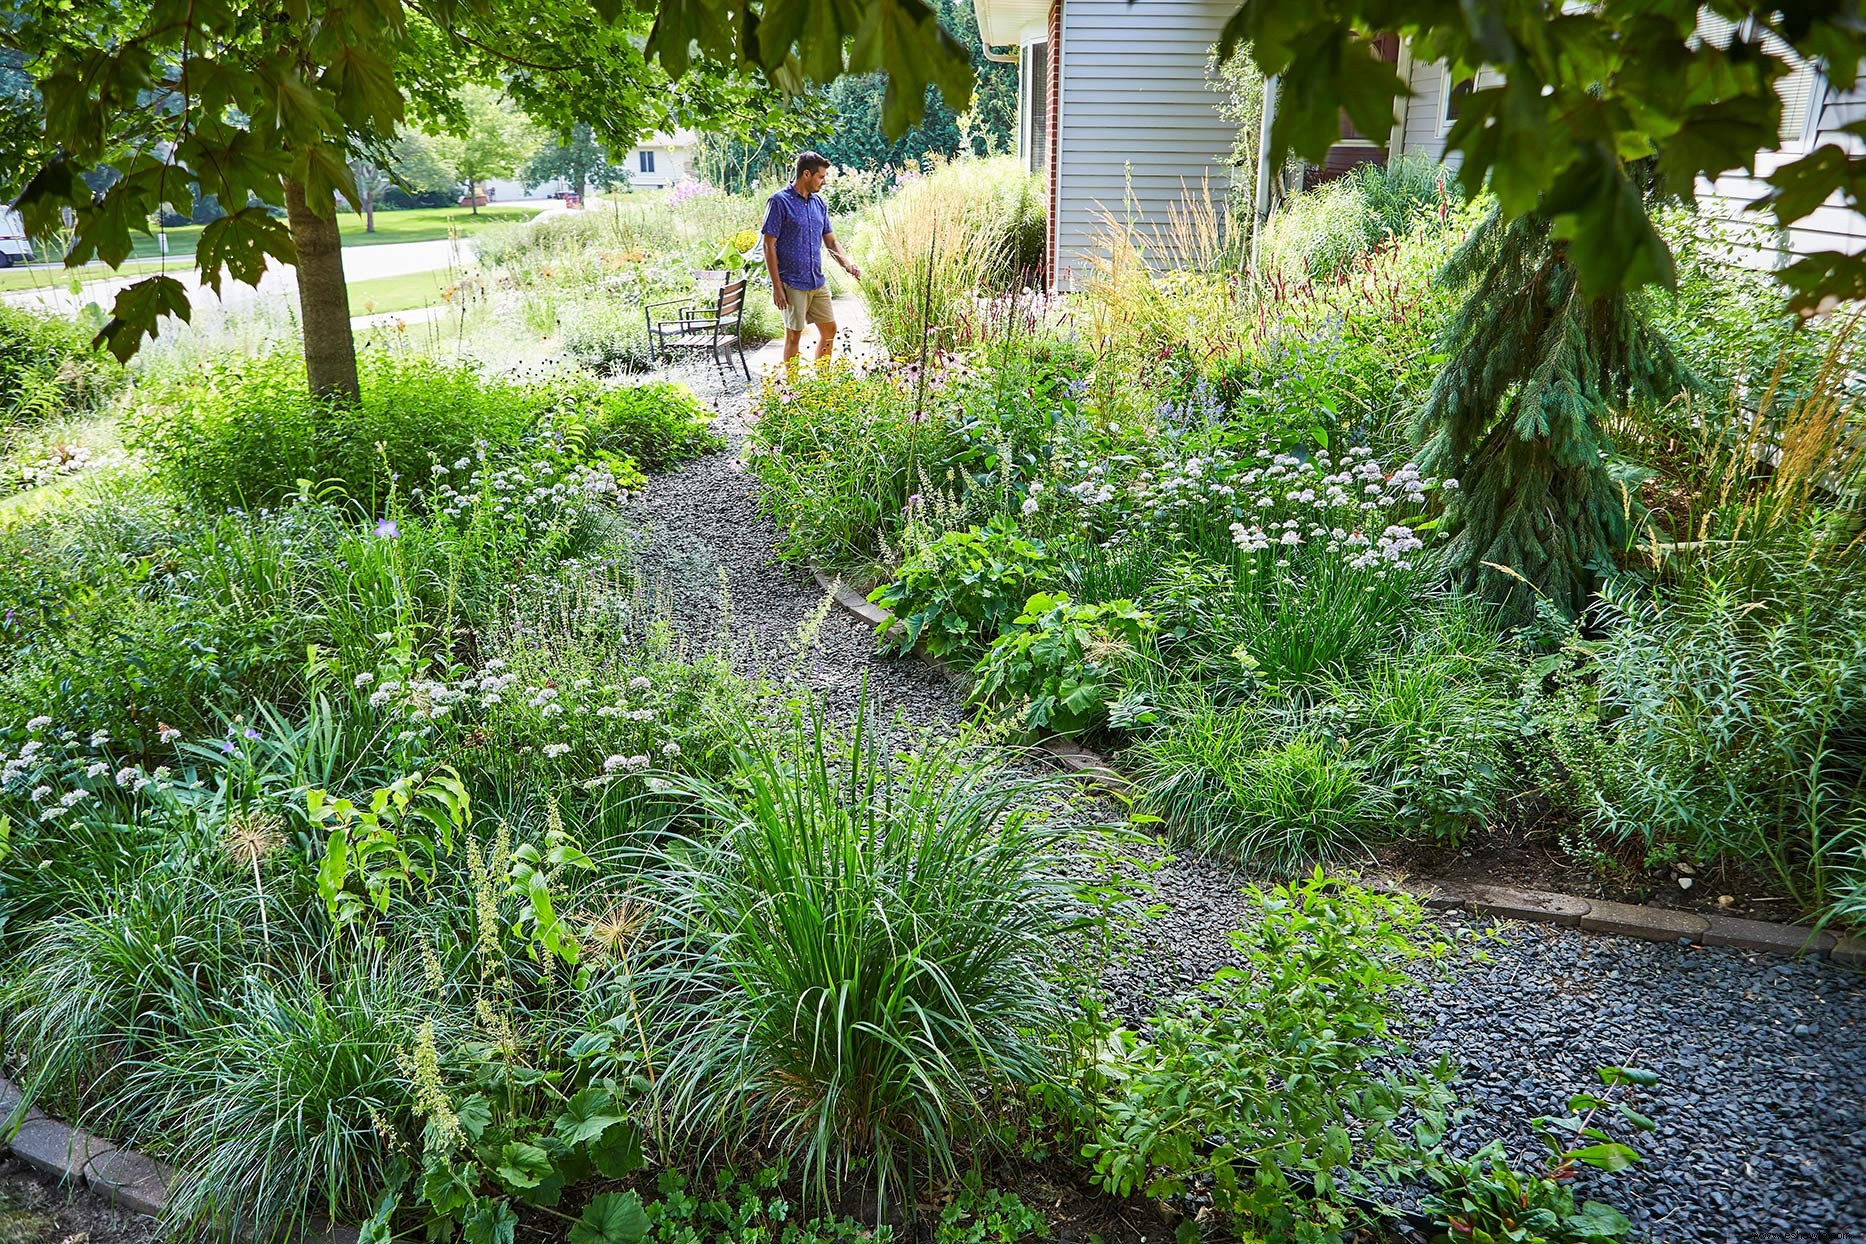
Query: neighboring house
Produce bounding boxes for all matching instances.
[977,2,1866,282]
[476,131,699,201]
[622,131,698,190]
[974,0,1239,287]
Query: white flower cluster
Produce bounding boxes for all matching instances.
[2,728,179,827]
[360,655,680,789]
[411,441,628,532]
[1188,447,1440,575]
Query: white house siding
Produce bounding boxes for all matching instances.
[623,140,694,190]
[1693,79,1866,267]
[1397,58,1453,165]
[1393,43,1866,268]
[1052,0,1238,285]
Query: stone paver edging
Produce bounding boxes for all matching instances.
[2,1076,357,1243]
[808,568,1864,965]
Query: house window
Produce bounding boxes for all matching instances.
[1439,69,1501,136]
[1026,40,1049,178]
[1694,9,1824,150]
[639,150,655,174]
[1443,77,1472,127]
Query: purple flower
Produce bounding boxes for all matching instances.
[219,739,237,755]
[375,518,399,539]
[244,727,261,740]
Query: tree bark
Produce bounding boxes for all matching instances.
[284,177,361,403]
[364,190,376,233]
[468,177,480,214]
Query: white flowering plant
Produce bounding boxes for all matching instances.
[1057,446,1450,689]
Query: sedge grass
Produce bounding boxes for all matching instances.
[636,699,1079,1211]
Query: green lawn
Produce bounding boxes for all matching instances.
[346,268,461,317]
[129,203,546,258]
[0,204,547,293]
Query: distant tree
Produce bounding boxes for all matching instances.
[0,49,39,198]
[388,131,455,198]
[347,160,392,232]
[692,94,835,192]
[6,0,748,401]
[948,0,1014,156]
[426,86,541,212]
[812,0,1011,169]
[523,124,622,197]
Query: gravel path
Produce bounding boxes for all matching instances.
[624,326,1866,1244]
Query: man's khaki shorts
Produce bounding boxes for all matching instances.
[780,284,834,332]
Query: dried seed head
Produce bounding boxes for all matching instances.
[222,806,286,869]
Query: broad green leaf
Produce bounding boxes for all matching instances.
[570,1191,650,1244]
[457,1093,494,1141]
[418,1156,478,1217]
[1565,1142,1642,1172]
[493,1140,554,1191]
[195,208,296,294]
[589,1118,645,1178]
[95,275,193,364]
[1758,145,1861,224]
[1566,1200,1633,1238]
[554,1086,628,1146]
[463,1197,518,1244]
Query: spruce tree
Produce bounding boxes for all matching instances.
[1413,208,1689,619]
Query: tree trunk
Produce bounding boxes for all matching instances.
[468,177,479,214]
[284,177,360,403]
[364,190,376,234]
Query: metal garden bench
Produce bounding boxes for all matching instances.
[644,273,751,380]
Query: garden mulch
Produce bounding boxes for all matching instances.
[0,1156,153,1244]
[625,317,1866,1244]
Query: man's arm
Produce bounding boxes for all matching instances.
[762,234,786,309]
[824,231,861,281]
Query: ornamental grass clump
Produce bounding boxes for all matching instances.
[1129,695,1383,871]
[638,703,1080,1208]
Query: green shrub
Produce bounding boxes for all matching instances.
[1534,559,1866,923]
[563,298,656,375]
[1082,873,1454,1240]
[747,362,948,566]
[129,350,552,511]
[870,517,1055,658]
[1,304,122,449]
[851,158,1046,355]
[641,706,1077,1204]
[1331,610,1522,844]
[132,970,421,1241]
[1257,155,1449,284]
[558,377,723,473]
[1130,698,1383,870]
[0,443,620,744]
[1420,1065,1656,1244]
[971,592,1154,736]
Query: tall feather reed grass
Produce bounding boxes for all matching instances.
[851,158,1044,357]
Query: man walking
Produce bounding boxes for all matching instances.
[761,152,862,366]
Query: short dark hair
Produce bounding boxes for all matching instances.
[795,151,830,178]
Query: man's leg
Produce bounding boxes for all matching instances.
[782,328,804,363]
[813,321,838,361]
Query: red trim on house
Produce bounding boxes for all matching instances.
[1044,0,1061,289]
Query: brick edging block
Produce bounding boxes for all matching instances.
[808,566,1858,963]
[2,1075,351,1240]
